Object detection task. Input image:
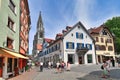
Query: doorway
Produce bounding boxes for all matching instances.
[78,55,84,64]
[68,54,74,64]
[0,57,3,77]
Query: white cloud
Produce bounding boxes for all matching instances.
[74,0,96,29]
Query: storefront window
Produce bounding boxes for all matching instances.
[14,59,17,68]
[7,58,12,72]
[87,54,92,63]
[68,54,74,64]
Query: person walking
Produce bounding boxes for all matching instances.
[61,61,65,72]
[101,61,110,78]
[48,61,51,69]
[118,58,120,67]
[66,61,70,71]
[56,61,60,73]
[40,62,43,72]
[111,58,115,67]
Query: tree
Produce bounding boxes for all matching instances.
[105,16,120,54]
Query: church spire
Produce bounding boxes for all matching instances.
[37,11,44,38]
[37,11,44,32]
[38,11,43,25]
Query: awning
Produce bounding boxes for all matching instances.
[0,48,29,59]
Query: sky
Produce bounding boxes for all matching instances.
[28,0,120,54]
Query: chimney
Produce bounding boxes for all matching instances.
[62,30,67,34]
[66,26,72,31]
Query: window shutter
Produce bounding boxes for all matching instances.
[76,32,78,38]
[81,33,83,39]
[86,44,87,48]
[90,44,92,50]
[82,43,84,48]
[77,43,79,49]
[72,43,74,49]
[66,42,68,49]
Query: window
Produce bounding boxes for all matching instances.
[39,32,43,38]
[78,26,80,29]
[57,43,60,50]
[101,45,106,50]
[76,32,83,39]
[101,38,104,43]
[102,30,107,35]
[14,59,17,68]
[71,33,73,36]
[77,43,84,49]
[8,17,14,31]
[95,45,100,50]
[7,37,14,49]
[87,54,92,63]
[107,39,112,43]
[7,58,12,72]
[86,44,92,50]
[0,0,1,8]
[66,42,74,49]
[108,46,113,51]
[96,37,99,42]
[9,0,16,14]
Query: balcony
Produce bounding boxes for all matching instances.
[76,47,89,55]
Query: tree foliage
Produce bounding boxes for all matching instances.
[105,16,120,54]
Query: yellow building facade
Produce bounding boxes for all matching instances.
[89,25,115,63]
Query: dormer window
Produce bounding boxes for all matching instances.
[78,26,80,29]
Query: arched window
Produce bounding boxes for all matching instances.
[101,45,106,50]
[108,46,113,51]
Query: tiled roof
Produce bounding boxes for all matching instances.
[56,33,63,36]
[45,38,54,43]
[90,24,105,34]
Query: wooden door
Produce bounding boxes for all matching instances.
[78,56,82,64]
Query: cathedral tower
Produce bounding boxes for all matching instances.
[32,12,44,58]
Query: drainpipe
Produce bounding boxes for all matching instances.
[93,40,98,65]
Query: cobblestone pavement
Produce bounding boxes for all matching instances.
[8,66,39,80]
[7,64,120,80]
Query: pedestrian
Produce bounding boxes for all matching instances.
[66,61,70,71]
[56,61,60,73]
[111,58,115,67]
[117,58,120,67]
[40,62,43,72]
[51,61,53,68]
[106,59,111,67]
[48,61,51,69]
[101,61,110,78]
[61,61,65,72]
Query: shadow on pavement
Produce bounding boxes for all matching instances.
[76,69,120,80]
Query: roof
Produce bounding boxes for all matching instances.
[62,21,95,41]
[89,24,113,37]
[56,33,63,36]
[89,25,105,34]
[45,38,54,43]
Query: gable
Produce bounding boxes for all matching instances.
[100,28,113,38]
[63,21,94,41]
